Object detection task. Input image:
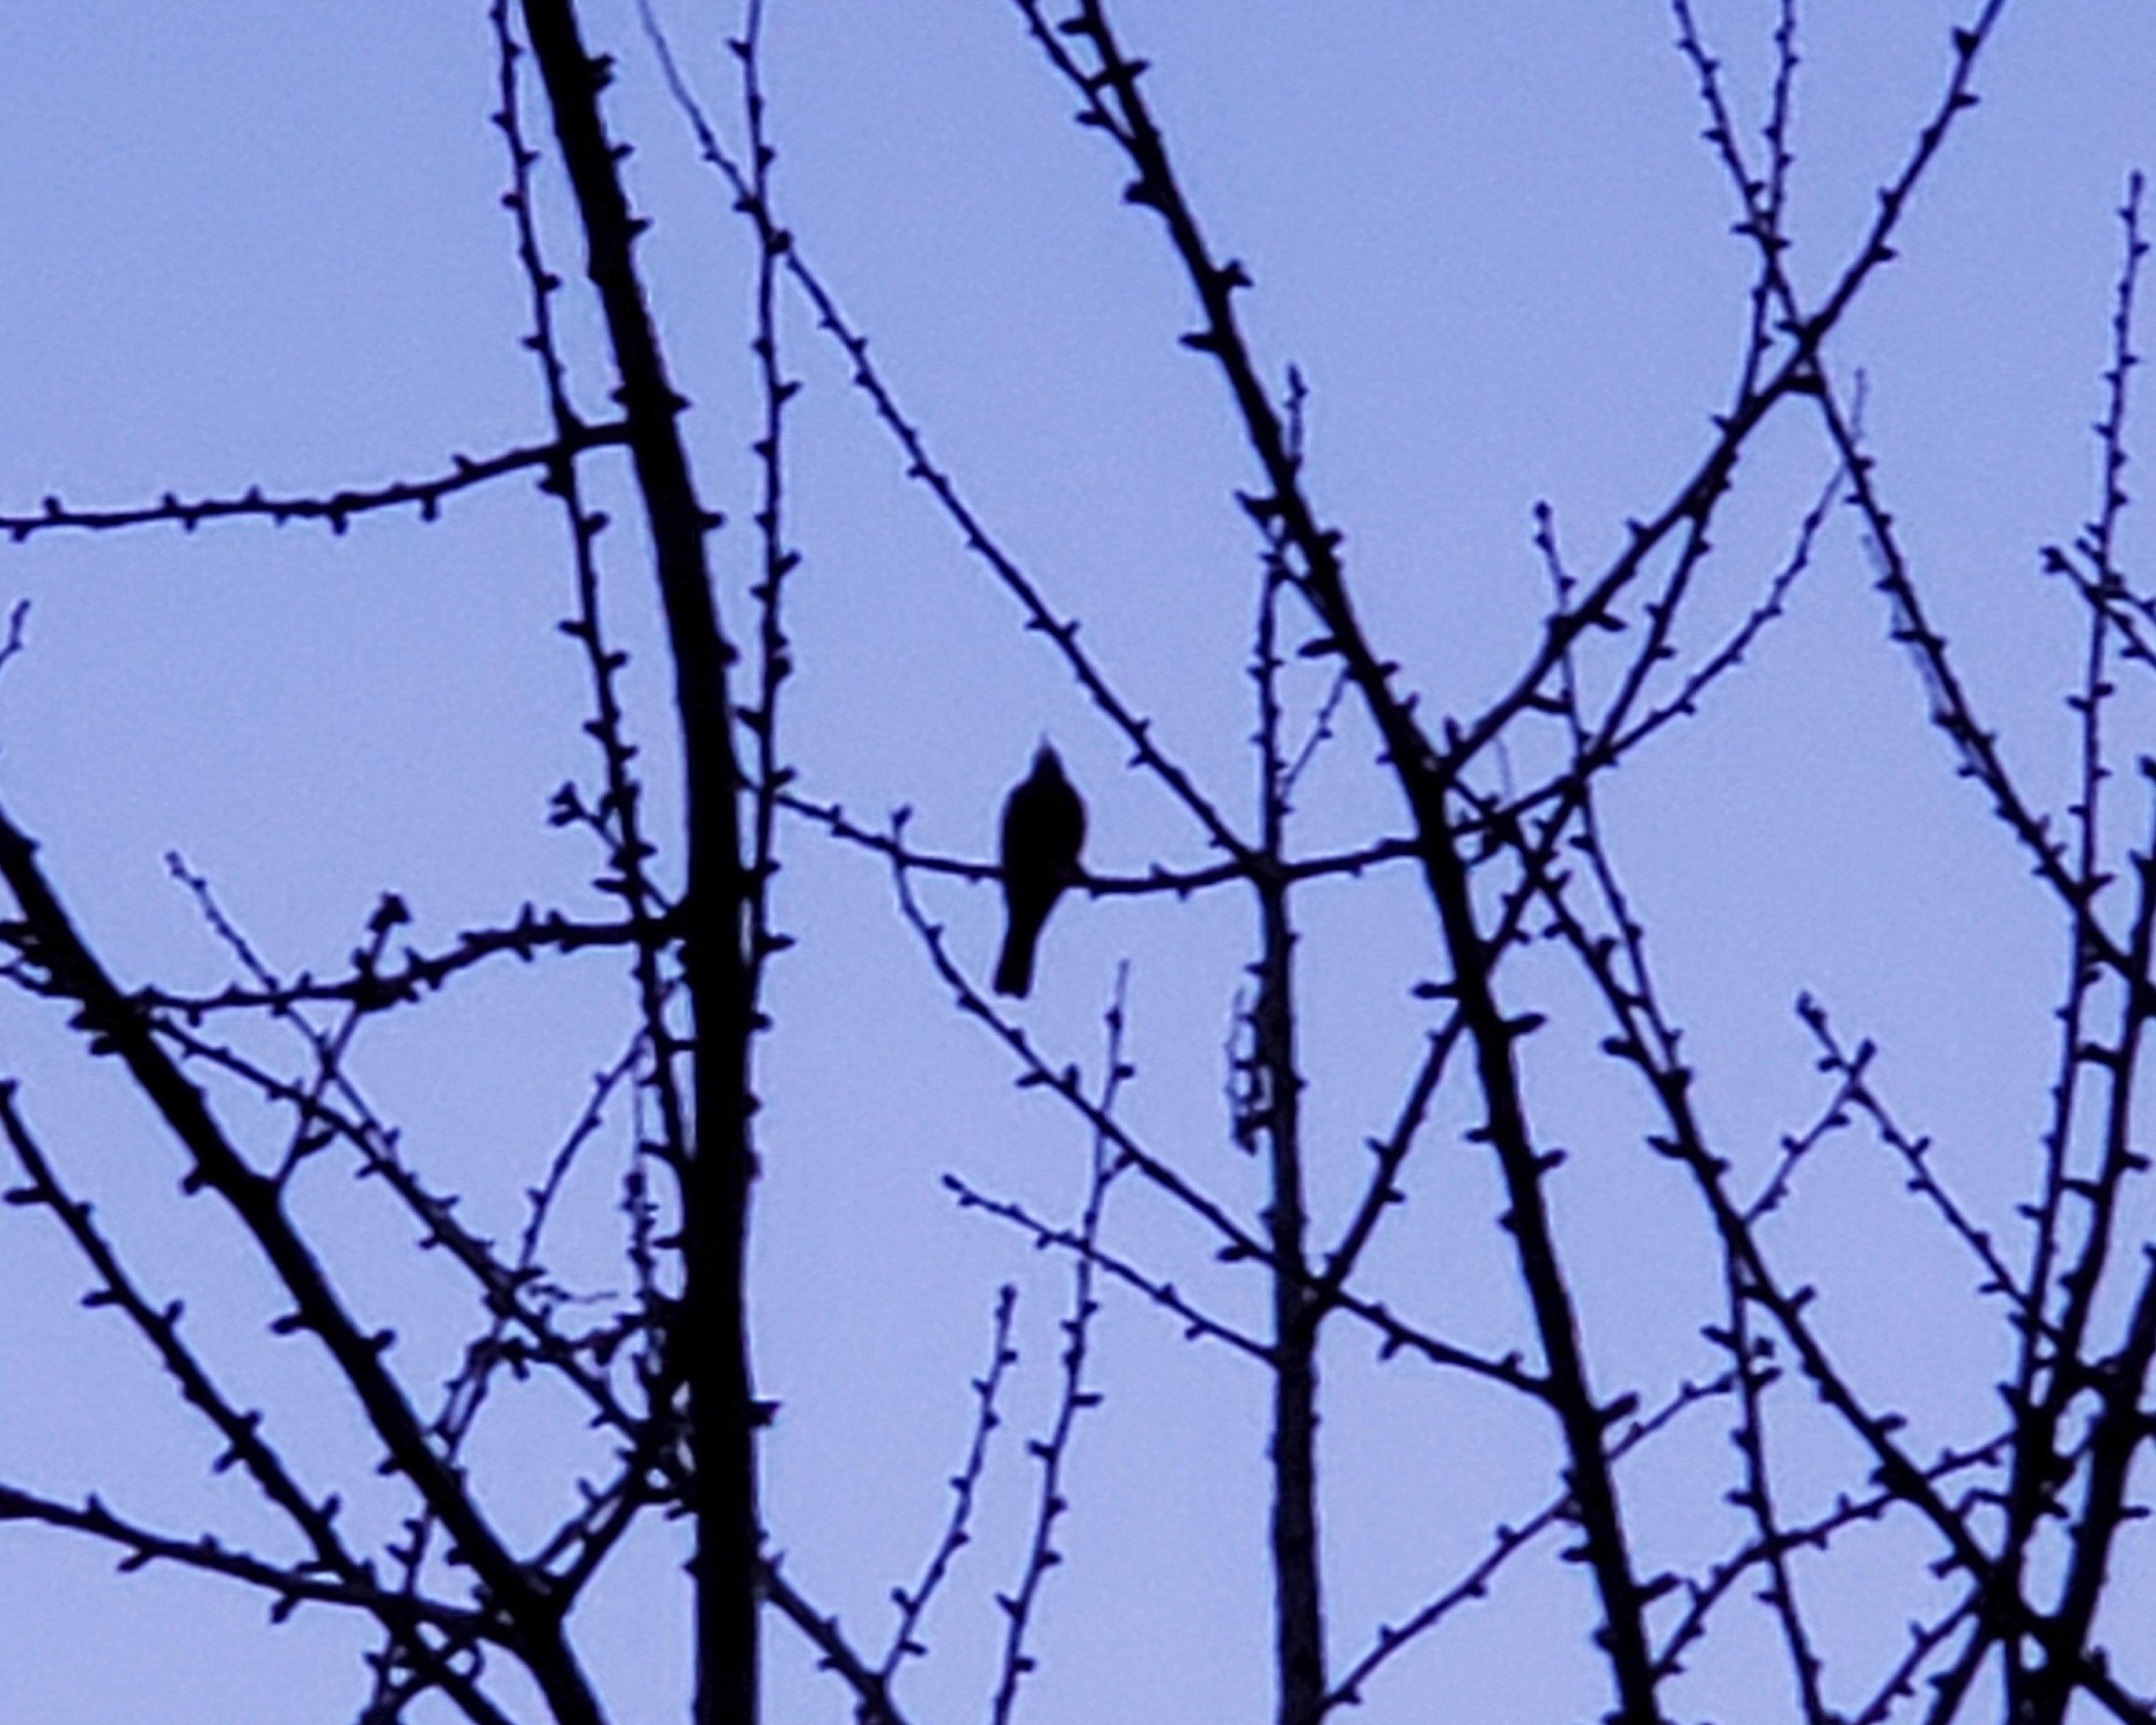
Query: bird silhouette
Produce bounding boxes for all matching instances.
[994,745,1086,998]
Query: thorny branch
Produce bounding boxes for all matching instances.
[0,425,629,543]
[989,969,1129,1725]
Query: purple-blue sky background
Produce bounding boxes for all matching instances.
[0,4,2151,1721]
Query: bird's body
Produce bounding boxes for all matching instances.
[994,745,1086,998]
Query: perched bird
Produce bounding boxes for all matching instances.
[994,745,1086,998]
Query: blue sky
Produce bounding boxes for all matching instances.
[0,4,2151,1721]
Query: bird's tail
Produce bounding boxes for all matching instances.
[994,919,1037,998]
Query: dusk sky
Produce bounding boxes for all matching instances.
[0,5,2152,1722]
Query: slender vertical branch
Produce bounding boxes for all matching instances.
[490,0,693,1220]
[2026,1247,2156,1725]
[515,5,760,1723]
[1985,177,2150,1721]
[2021,804,2156,1725]
[733,0,802,1018]
[990,971,1130,1725]
[1252,513,1325,1724]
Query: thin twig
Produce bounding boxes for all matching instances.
[0,426,627,542]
